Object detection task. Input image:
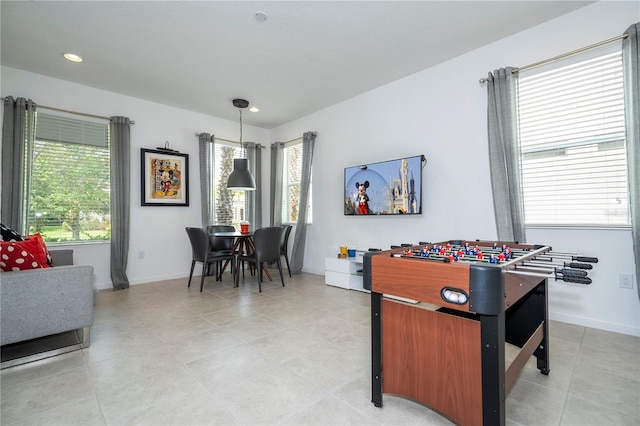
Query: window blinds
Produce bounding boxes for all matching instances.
[36,113,108,147]
[28,113,110,242]
[518,51,629,226]
[281,143,302,223]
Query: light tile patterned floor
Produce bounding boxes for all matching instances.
[2,270,639,425]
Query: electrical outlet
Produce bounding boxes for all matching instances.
[138,250,145,260]
[619,273,633,289]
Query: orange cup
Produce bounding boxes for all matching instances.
[240,224,249,234]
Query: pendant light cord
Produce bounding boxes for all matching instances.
[238,108,243,147]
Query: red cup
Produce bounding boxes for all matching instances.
[240,224,249,234]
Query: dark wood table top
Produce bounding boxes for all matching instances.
[211,231,253,238]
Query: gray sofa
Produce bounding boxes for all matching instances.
[1,249,95,367]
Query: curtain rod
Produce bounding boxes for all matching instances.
[195,131,317,146]
[193,133,266,148]
[479,33,628,84]
[1,97,135,123]
[283,136,302,144]
[193,133,240,144]
[280,131,318,145]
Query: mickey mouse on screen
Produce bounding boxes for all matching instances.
[355,181,370,215]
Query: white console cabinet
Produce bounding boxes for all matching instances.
[324,251,369,292]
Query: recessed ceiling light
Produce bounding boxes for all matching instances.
[63,53,83,63]
[249,106,260,113]
[255,11,267,22]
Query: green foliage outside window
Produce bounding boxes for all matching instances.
[26,113,111,243]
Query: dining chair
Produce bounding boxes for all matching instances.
[279,224,293,277]
[207,225,239,277]
[234,226,284,292]
[207,225,235,252]
[208,224,254,277]
[185,227,235,292]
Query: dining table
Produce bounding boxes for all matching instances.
[211,231,272,285]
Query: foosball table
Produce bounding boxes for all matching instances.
[364,240,597,426]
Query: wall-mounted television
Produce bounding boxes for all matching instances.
[344,154,425,215]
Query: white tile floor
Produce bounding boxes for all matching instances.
[2,270,639,425]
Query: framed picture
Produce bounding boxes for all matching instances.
[140,148,189,206]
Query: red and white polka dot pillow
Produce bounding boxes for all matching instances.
[0,241,44,272]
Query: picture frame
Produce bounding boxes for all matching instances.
[140,148,189,206]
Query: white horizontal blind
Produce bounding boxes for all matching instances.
[213,142,245,226]
[27,113,110,242]
[282,143,302,223]
[36,113,108,147]
[518,50,629,226]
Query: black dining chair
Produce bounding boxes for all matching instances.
[235,226,284,292]
[209,224,254,278]
[207,225,235,252]
[207,225,241,277]
[185,227,235,292]
[279,224,293,277]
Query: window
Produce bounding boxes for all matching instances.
[281,142,312,224]
[212,142,246,227]
[518,49,629,226]
[25,113,111,242]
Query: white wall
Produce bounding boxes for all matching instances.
[270,1,640,336]
[2,1,638,336]
[0,67,270,289]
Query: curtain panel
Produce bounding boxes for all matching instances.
[269,142,285,227]
[290,131,316,273]
[622,22,639,300]
[198,133,214,227]
[1,97,36,233]
[246,142,262,230]
[486,67,526,243]
[109,116,131,290]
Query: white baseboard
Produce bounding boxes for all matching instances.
[549,312,640,337]
[94,272,189,290]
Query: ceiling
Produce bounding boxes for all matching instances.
[1,1,594,128]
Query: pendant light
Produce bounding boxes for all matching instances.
[227,98,256,191]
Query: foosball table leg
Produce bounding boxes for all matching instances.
[371,291,383,408]
[536,279,550,375]
[480,313,506,426]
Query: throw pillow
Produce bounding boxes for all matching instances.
[0,223,24,242]
[0,241,44,272]
[24,233,53,267]
[23,233,52,268]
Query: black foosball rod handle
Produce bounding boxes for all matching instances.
[573,256,598,263]
[557,275,592,285]
[556,268,588,278]
[565,262,593,270]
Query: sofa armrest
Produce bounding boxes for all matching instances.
[50,249,73,266]
[0,265,94,346]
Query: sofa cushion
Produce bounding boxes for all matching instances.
[24,233,54,267]
[0,223,24,242]
[0,241,45,271]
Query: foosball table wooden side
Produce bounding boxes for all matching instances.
[368,247,550,426]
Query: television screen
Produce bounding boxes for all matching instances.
[344,155,424,215]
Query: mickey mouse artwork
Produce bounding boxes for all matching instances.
[355,181,370,215]
[344,155,424,215]
[152,158,181,198]
[142,147,189,206]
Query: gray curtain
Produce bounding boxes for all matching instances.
[246,142,262,229]
[110,116,131,290]
[290,132,316,273]
[622,22,639,300]
[269,142,285,227]
[487,67,526,243]
[1,97,36,233]
[198,133,214,227]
